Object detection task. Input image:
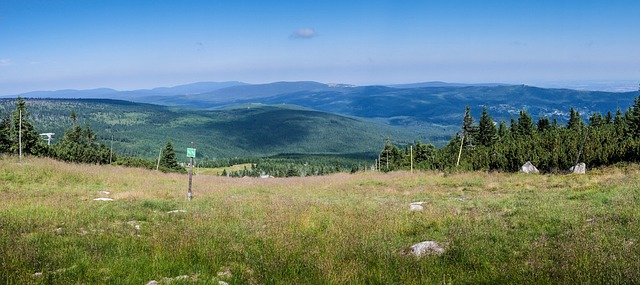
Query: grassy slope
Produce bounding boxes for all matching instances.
[1,157,639,284]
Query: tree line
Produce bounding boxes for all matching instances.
[0,97,185,173]
[380,95,640,173]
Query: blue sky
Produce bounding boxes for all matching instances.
[1,0,639,95]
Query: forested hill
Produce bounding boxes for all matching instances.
[0,99,442,160]
[10,82,639,128]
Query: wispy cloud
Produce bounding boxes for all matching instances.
[0,59,11,66]
[290,28,317,39]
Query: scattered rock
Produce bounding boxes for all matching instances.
[520,161,539,174]
[93,198,114,201]
[409,204,424,211]
[126,221,141,230]
[570,163,586,174]
[217,266,232,278]
[401,241,447,257]
[167,210,187,213]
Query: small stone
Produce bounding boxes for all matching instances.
[219,281,229,285]
[401,241,446,257]
[126,221,141,230]
[409,204,424,211]
[217,266,232,278]
[167,210,187,213]
[33,272,43,277]
[99,191,110,196]
[146,281,158,285]
[93,198,114,201]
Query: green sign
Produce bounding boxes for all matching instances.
[186,148,196,158]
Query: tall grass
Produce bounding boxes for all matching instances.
[1,157,639,284]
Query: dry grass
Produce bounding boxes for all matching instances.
[1,156,639,284]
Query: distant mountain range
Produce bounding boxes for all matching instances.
[7,81,637,126]
[3,81,639,159]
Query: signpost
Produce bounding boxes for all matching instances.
[187,144,196,201]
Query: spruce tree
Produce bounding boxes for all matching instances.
[477,106,497,146]
[462,105,477,146]
[0,114,11,153]
[10,97,42,155]
[159,140,182,171]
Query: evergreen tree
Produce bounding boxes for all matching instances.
[10,97,43,155]
[0,114,11,153]
[627,95,640,138]
[477,106,497,146]
[567,107,584,130]
[516,110,535,137]
[159,140,183,172]
[537,117,551,133]
[462,105,477,146]
[53,111,110,164]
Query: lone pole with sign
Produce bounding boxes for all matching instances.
[187,143,196,201]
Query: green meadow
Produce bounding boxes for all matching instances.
[1,157,639,284]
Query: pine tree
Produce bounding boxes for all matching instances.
[537,117,551,133]
[462,105,477,146]
[10,97,43,155]
[516,110,535,137]
[477,106,497,146]
[0,114,11,153]
[627,95,640,138]
[159,140,182,171]
[567,107,584,130]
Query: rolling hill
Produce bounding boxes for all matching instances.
[0,99,444,160]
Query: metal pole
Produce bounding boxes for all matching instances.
[188,142,194,201]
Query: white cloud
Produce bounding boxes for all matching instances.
[0,59,10,66]
[290,28,317,39]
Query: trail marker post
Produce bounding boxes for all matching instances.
[186,144,196,201]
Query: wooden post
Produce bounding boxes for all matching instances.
[110,134,113,164]
[19,110,22,161]
[156,147,162,171]
[456,135,464,167]
[410,145,414,173]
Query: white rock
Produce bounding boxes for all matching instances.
[126,221,141,230]
[409,204,424,211]
[33,272,43,277]
[219,281,229,285]
[99,191,110,196]
[410,201,425,205]
[167,210,187,213]
[93,198,114,201]
[146,281,158,285]
[521,161,539,174]
[402,241,446,257]
[570,162,586,174]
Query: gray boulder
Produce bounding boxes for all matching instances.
[401,241,446,257]
[521,161,539,174]
[570,162,586,174]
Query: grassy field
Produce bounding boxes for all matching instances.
[1,157,639,284]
